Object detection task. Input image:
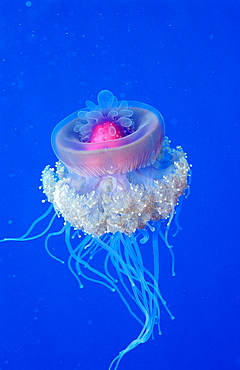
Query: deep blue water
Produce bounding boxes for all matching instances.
[0,1,239,369]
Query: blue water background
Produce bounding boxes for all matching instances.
[0,1,239,369]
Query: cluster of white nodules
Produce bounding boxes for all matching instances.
[41,148,189,236]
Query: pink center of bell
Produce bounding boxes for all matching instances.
[89,121,124,143]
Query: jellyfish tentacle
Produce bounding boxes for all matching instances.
[44,224,66,264]
[0,205,56,243]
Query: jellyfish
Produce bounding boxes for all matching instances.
[2,90,190,370]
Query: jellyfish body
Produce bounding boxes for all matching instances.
[45,90,189,237]
[2,90,190,370]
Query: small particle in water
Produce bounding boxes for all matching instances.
[170,118,178,126]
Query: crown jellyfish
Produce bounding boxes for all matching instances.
[2,90,191,370]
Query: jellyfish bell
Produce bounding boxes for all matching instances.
[51,89,165,178]
[1,90,190,370]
